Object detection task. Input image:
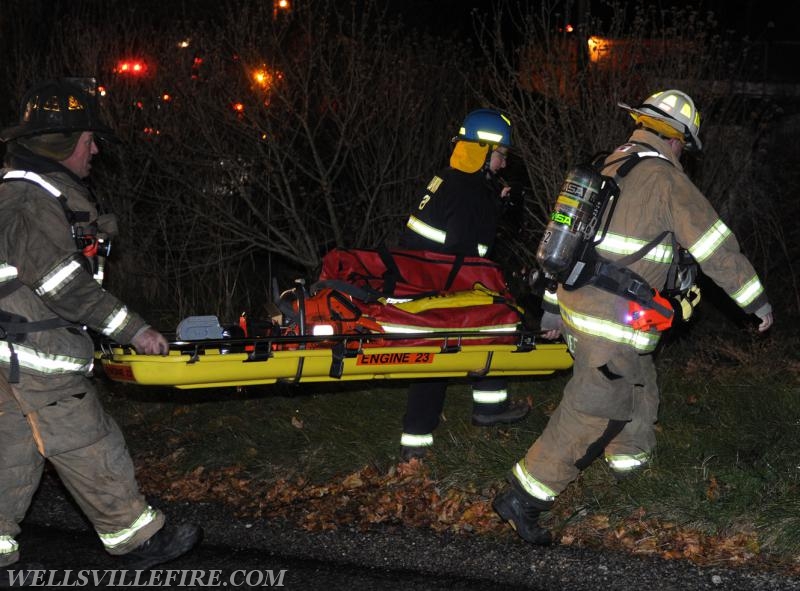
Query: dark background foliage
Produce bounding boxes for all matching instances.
[2,0,798,329]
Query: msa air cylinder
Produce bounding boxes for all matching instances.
[536,164,604,283]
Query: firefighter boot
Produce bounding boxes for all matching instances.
[122,523,202,570]
[400,445,429,463]
[492,477,553,545]
[472,400,530,427]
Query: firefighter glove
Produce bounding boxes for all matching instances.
[669,285,701,322]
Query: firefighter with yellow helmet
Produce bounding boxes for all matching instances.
[492,89,774,544]
[0,79,200,577]
[397,108,530,462]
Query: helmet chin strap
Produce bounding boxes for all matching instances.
[482,142,497,173]
[483,160,499,182]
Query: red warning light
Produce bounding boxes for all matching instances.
[115,60,148,75]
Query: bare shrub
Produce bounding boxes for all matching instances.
[2,0,796,323]
[3,1,471,322]
[472,0,795,312]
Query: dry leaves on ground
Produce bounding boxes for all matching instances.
[134,453,799,574]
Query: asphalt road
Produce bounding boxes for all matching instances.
[10,472,800,590]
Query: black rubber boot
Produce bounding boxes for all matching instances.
[492,477,553,545]
[400,445,429,463]
[122,523,202,571]
[472,400,530,427]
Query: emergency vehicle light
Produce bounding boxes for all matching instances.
[115,60,148,75]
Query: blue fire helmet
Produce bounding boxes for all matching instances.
[455,109,512,148]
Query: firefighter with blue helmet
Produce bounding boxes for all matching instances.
[398,108,530,462]
[492,89,774,545]
[0,78,201,578]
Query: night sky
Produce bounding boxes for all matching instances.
[388,0,800,41]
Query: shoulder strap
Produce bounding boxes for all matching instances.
[1,170,90,224]
[614,230,671,267]
[376,245,404,296]
[0,278,23,300]
[1,173,84,361]
[601,148,672,184]
[567,150,677,303]
[443,253,465,292]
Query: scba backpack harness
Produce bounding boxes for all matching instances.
[536,143,699,331]
[0,171,96,382]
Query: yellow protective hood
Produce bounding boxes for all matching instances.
[450,140,489,173]
[632,114,685,142]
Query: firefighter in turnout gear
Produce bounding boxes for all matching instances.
[0,79,201,578]
[397,109,530,462]
[493,89,774,544]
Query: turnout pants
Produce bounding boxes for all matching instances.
[522,342,659,494]
[0,378,164,566]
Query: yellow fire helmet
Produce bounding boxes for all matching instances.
[618,89,702,152]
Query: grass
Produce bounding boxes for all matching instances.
[98,310,800,569]
[103,374,564,485]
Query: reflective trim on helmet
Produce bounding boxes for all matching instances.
[0,341,92,375]
[605,452,650,471]
[560,302,661,352]
[595,232,673,264]
[619,89,702,151]
[34,259,83,299]
[688,219,732,263]
[476,130,504,143]
[732,275,765,308]
[2,170,62,197]
[401,433,434,447]
[98,506,159,550]
[0,263,18,282]
[1,79,117,143]
[652,92,697,127]
[458,109,512,147]
[0,535,18,555]
[406,215,446,246]
[101,305,132,336]
[512,460,557,503]
[472,389,508,404]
